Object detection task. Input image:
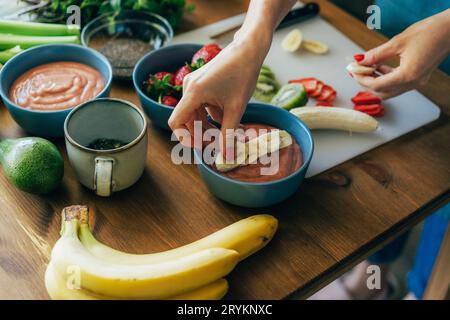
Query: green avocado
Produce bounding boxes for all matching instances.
[0,137,64,194]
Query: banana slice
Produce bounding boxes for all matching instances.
[302,39,329,54]
[281,29,303,52]
[346,62,375,75]
[290,107,378,132]
[215,130,293,172]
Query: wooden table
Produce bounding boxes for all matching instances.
[0,0,449,300]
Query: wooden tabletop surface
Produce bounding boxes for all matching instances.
[0,0,449,300]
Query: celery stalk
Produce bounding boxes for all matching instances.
[0,45,23,64]
[0,34,80,50]
[0,19,80,36]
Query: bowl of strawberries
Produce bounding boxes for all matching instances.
[133,43,222,130]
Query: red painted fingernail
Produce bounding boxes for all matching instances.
[354,54,365,62]
[348,72,354,78]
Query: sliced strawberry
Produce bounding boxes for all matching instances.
[161,95,179,107]
[351,91,381,105]
[324,92,336,103]
[174,65,192,86]
[316,84,336,101]
[354,104,385,117]
[192,43,222,65]
[310,81,324,97]
[354,104,381,112]
[288,78,318,94]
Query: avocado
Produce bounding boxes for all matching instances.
[0,137,64,194]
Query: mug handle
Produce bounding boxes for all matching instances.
[94,157,114,197]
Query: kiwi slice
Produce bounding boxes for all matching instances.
[253,89,275,103]
[270,83,308,110]
[257,74,280,90]
[253,66,280,102]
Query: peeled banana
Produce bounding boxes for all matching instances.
[45,205,278,300]
[346,62,375,75]
[215,130,293,172]
[291,106,379,132]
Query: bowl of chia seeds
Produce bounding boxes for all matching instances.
[81,10,173,80]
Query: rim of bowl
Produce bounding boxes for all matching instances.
[64,97,148,154]
[81,10,174,48]
[193,103,315,186]
[0,43,113,115]
[132,43,203,112]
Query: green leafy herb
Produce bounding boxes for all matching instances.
[144,74,181,102]
[20,0,194,29]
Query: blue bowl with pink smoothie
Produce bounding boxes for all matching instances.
[194,103,314,208]
[0,44,112,137]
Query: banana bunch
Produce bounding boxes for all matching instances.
[45,205,278,300]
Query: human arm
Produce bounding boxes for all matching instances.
[352,9,450,99]
[168,0,297,159]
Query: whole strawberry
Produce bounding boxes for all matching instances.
[174,65,192,86]
[191,44,221,65]
[161,96,179,107]
[148,72,175,85]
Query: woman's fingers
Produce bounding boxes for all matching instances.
[360,37,400,66]
[353,65,409,95]
[220,107,244,161]
[168,94,199,147]
[377,64,395,74]
[206,105,224,123]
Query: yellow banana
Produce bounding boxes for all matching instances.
[45,262,228,300]
[50,210,239,299]
[77,207,278,264]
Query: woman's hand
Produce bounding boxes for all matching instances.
[168,38,268,159]
[168,0,297,160]
[353,9,450,99]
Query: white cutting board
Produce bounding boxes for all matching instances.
[172,11,441,177]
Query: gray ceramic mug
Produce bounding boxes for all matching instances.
[64,98,148,197]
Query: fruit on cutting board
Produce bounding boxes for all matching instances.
[281,29,303,52]
[0,137,64,194]
[281,28,329,55]
[289,77,337,105]
[45,205,278,300]
[351,91,385,117]
[215,130,293,173]
[346,62,375,75]
[271,83,308,110]
[302,40,328,54]
[290,107,378,132]
[253,65,280,102]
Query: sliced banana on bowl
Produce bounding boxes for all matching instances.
[215,130,293,173]
[346,62,375,75]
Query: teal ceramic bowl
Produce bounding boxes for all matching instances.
[133,43,202,130]
[0,44,112,137]
[194,103,314,208]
